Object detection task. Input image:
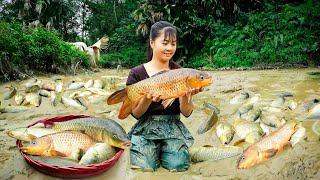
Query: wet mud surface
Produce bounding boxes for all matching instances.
[0,68,319,180]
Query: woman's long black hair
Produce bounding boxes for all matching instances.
[147,21,181,69]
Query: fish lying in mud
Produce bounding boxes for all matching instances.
[14,93,25,105]
[107,68,212,119]
[307,104,320,119]
[230,92,249,105]
[3,86,16,100]
[260,113,286,128]
[271,96,285,108]
[61,96,86,109]
[25,79,42,88]
[287,100,297,110]
[93,79,104,89]
[51,117,131,148]
[241,108,261,122]
[0,105,31,113]
[67,81,85,90]
[216,122,234,145]
[7,127,57,141]
[237,121,297,169]
[79,143,116,165]
[20,131,96,160]
[238,103,253,116]
[233,119,263,143]
[290,126,306,146]
[312,121,320,136]
[24,93,41,107]
[197,103,219,134]
[189,145,242,163]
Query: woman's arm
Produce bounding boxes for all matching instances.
[179,88,202,117]
[132,93,161,118]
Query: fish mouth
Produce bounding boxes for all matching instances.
[19,147,30,153]
[6,131,14,137]
[202,78,213,86]
[121,141,132,149]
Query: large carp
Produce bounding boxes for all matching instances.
[107,68,212,119]
[237,121,297,169]
[20,131,96,160]
[51,117,131,149]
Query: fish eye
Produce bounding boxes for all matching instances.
[200,75,204,80]
[241,156,245,160]
[31,141,36,145]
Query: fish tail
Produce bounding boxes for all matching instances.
[107,88,127,105]
[118,98,133,120]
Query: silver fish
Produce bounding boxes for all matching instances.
[216,122,234,145]
[67,82,85,90]
[3,86,16,100]
[0,105,31,113]
[79,143,116,165]
[14,93,25,105]
[61,96,85,109]
[290,126,306,146]
[93,79,104,89]
[230,92,249,105]
[307,104,320,119]
[197,107,219,134]
[84,79,94,88]
[189,145,243,163]
[271,97,285,108]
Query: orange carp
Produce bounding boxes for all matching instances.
[107,68,212,119]
[20,131,96,160]
[237,121,297,169]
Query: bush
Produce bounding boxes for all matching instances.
[188,1,320,68]
[100,46,146,68]
[0,21,89,80]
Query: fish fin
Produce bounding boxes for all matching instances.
[48,149,66,157]
[107,88,127,105]
[187,91,192,103]
[202,145,213,147]
[27,134,37,141]
[263,149,277,158]
[118,98,132,119]
[162,98,175,109]
[233,139,245,146]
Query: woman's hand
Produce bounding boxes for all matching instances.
[132,92,161,118]
[146,92,162,102]
[190,87,203,95]
[179,88,203,117]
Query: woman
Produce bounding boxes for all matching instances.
[126,21,201,172]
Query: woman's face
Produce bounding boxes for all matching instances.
[150,30,177,63]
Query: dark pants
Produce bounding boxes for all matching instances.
[130,135,190,171]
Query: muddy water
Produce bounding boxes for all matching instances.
[0,68,319,180]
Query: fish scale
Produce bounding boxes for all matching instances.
[52,118,130,148]
[189,145,243,163]
[21,131,96,158]
[238,122,297,169]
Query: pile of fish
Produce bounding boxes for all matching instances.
[194,91,319,168]
[0,76,126,113]
[7,117,131,166]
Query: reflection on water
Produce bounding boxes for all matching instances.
[0,68,319,180]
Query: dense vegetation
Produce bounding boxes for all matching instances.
[0,0,319,81]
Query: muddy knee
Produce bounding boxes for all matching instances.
[161,150,190,172]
